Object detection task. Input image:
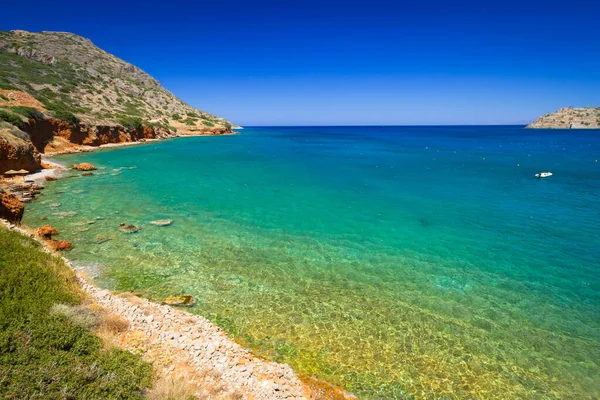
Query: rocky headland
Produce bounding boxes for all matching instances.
[527,107,600,129]
[0,30,236,174]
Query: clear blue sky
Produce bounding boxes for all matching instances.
[2,0,599,125]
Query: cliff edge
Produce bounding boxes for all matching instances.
[0,30,235,172]
[527,107,600,129]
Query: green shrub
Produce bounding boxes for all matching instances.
[0,109,23,128]
[186,111,199,118]
[0,94,8,101]
[171,113,181,120]
[183,117,195,126]
[0,228,152,399]
[203,120,215,127]
[53,110,80,125]
[117,115,143,130]
[11,106,44,120]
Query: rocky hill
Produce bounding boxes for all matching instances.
[527,107,600,129]
[0,30,235,173]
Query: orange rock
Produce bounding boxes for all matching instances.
[0,192,24,223]
[49,239,72,251]
[72,162,97,171]
[37,224,58,239]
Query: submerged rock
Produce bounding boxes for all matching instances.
[118,223,139,233]
[95,236,110,244]
[162,295,194,307]
[52,211,78,217]
[71,163,97,171]
[82,172,94,176]
[150,219,172,226]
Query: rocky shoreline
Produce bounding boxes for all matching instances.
[0,142,355,400]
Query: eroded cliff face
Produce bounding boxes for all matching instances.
[20,118,233,154]
[0,122,41,173]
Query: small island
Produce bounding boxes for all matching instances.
[527,107,600,129]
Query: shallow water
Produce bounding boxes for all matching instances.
[25,126,600,399]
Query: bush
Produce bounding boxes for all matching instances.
[0,109,23,128]
[186,111,199,118]
[11,106,44,120]
[53,109,80,125]
[117,115,143,130]
[171,113,181,120]
[183,117,195,126]
[0,228,152,399]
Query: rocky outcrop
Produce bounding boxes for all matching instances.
[22,118,179,153]
[37,224,58,239]
[48,239,72,251]
[0,122,41,173]
[0,190,24,223]
[71,163,96,171]
[527,107,600,129]
[0,30,234,131]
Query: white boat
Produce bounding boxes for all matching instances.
[535,172,553,178]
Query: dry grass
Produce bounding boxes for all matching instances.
[92,311,130,349]
[50,303,100,330]
[145,376,197,400]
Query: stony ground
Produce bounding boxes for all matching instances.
[81,279,310,400]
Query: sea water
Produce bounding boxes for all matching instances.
[24,126,600,399]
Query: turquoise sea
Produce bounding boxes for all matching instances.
[24,126,600,399]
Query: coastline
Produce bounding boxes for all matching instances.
[2,136,355,400]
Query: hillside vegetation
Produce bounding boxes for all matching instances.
[0,30,231,132]
[527,107,600,129]
[0,227,153,398]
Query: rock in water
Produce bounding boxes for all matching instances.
[162,295,194,306]
[118,223,139,233]
[150,219,172,226]
[71,163,97,171]
[82,171,94,176]
[37,224,58,239]
[49,239,72,251]
[0,192,24,223]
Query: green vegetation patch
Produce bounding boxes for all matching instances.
[0,109,23,129]
[10,106,44,120]
[0,228,152,398]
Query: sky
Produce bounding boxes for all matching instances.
[2,0,599,125]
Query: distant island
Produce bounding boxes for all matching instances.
[527,107,600,129]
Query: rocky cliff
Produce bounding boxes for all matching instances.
[527,107,600,129]
[0,122,41,173]
[0,29,235,172]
